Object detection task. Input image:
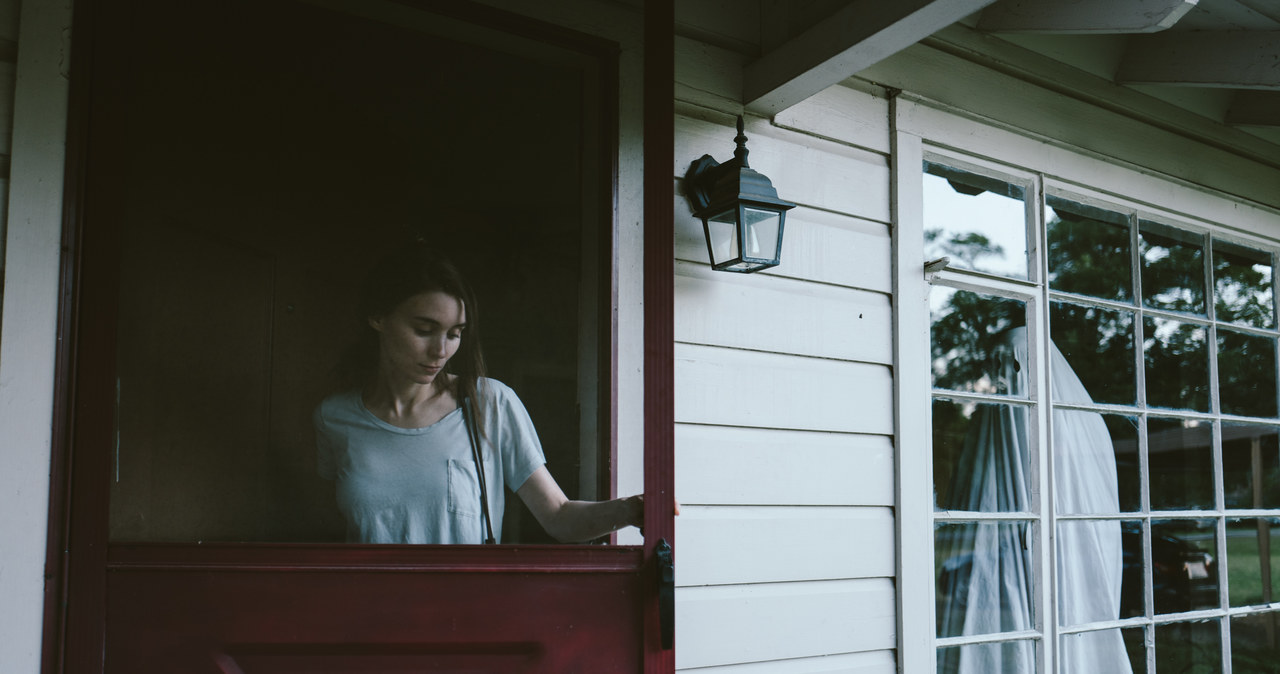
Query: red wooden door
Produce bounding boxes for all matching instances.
[46,0,676,672]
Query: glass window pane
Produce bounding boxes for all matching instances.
[1140,220,1206,315]
[1214,239,1274,329]
[1046,196,1133,302]
[1151,518,1219,614]
[930,288,1027,394]
[1058,520,1129,626]
[1050,301,1136,405]
[1144,317,1209,411]
[1223,425,1279,510]
[1054,411,1129,515]
[933,399,1032,513]
[1122,626,1148,674]
[935,521,1034,638]
[1061,628,1139,673]
[705,209,738,266]
[937,640,1036,673]
[1218,328,1278,418]
[1107,415,1143,513]
[1149,418,1214,511]
[1154,620,1221,674]
[1231,612,1280,674]
[741,206,780,262]
[1121,522,1146,618]
[1226,518,1279,608]
[923,162,1028,279]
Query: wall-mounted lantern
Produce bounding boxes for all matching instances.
[684,116,795,273]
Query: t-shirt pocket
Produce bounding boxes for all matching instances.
[446,458,482,517]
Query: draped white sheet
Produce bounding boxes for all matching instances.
[937,328,1130,674]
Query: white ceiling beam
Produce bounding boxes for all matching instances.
[743,0,999,116]
[1117,31,1280,88]
[977,0,1199,34]
[1226,90,1280,126]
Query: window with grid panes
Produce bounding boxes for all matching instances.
[925,154,1280,674]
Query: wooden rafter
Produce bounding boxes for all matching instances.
[978,0,1199,33]
[743,0,998,116]
[1117,31,1280,88]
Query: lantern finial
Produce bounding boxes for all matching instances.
[733,115,749,167]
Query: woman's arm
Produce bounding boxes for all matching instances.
[515,466,644,543]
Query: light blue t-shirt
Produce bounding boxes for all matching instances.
[314,378,545,544]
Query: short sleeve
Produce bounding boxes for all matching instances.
[314,404,336,480]
[483,380,546,492]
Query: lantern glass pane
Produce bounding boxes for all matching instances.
[705,208,739,266]
[742,207,781,261]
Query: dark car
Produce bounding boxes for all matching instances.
[1121,523,1218,616]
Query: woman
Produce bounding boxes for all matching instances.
[315,246,643,544]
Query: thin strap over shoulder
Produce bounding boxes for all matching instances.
[461,396,496,545]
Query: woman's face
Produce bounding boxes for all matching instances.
[369,290,466,388]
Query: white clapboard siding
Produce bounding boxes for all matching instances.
[674,424,893,506]
[773,82,892,156]
[676,578,897,670]
[674,198,892,292]
[675,343,894,435]
[676,649,896,674]
[675,110,891,224]
[674,34,748,113]
[674,261,891,364]
[676,505,895,586]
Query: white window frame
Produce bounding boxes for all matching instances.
[892,96,1280,674]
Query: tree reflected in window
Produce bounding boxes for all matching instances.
[930,289,1026,394]
[1047,197,1132,303]
[1140,220,1207,316]
[1214,240,1275,329]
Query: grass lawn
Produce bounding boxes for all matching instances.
[1226,527,1280,607]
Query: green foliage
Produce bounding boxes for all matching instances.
[927,228,1006,270]
[1047,215,1131,302]
[930,288,1023,393]
[1215,250,1275,328]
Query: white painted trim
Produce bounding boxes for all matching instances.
[889,115,935,674]
[0,0,72,671]
[895,95,1280,232]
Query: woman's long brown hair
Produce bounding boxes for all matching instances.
[342,245,488,431]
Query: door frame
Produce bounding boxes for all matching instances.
[40,0,676,671]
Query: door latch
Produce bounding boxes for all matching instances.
[656,538,674,650]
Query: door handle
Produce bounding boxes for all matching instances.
[656,538,674,650]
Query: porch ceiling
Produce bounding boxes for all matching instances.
[716,0,1280,142]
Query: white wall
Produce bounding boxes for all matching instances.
[672,31,901,669]
[0,0,72,671]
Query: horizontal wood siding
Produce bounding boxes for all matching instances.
[674,261,891,362]
[673,43,897,668]
[675,505,895,586]
[676,650,896,674]
[674,425,894,507]
[674,344,893,435]
[675,579,897,670]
